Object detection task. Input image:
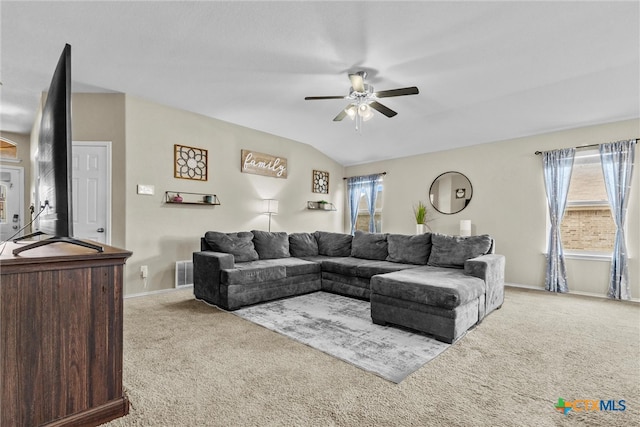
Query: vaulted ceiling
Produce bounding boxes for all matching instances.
[1,1,638,165]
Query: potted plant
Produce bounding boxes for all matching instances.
[413,201,429,234]
[318,200,331,210]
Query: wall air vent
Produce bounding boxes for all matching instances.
[175,260,193,288]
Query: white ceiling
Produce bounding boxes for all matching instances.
[1,1,638,166]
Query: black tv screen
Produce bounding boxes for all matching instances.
[13,44,102,254]
[37,43,72,237]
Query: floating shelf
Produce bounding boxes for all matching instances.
[307,201,336,211]
[165,191,221,206]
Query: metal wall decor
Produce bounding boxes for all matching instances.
[174,144,208,181]
[312,170,329,194]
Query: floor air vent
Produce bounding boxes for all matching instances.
[175,260,194,288]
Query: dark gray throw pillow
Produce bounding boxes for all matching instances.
[351,230,388,260]
[386,233,432,265]
[204,231,259,262]
[427,233,493,269]
[251,230,291,259]
[289,233,319,257]
[314,231,353,257]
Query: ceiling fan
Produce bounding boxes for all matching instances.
[304,71,419,130]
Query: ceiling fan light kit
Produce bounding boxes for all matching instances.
[305,71,419,131]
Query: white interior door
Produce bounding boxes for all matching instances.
[72,142,111,245]
[0,166,24,242]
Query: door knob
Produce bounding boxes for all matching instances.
[97,228,105,233]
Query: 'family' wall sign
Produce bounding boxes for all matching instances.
[241,149,288,179]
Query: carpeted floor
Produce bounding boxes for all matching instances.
[103,287,640,427]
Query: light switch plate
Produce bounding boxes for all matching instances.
[137,184,155,195]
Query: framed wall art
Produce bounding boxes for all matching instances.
[312,170,329,194]
[175,144,208,181]
[240,149,287,179]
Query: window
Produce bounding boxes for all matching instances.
[0,138,18,160]
[354,180,384,233]
[560,149,615,254]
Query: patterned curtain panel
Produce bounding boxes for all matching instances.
[347,178,364,235]
[542,148,575,293]
[599,139,636,300]
[364,180,378,233]
[347,174,383,235]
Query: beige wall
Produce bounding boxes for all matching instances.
[17,91,639,300]
[123,96,345,294]
[345,119,640,299]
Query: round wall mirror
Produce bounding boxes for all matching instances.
[429,171,473,215]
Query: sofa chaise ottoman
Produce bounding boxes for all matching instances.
[370,234,505,343]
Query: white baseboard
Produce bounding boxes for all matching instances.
[124,283,638,303]
[506,283,640,303]
[125,285,192,300]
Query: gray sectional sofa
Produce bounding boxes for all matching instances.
[193,230,505,343]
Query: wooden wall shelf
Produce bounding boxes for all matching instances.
[165,191,220,206]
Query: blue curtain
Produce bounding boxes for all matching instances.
[347,174,382,234]
[347,178,364,235]
[542,148,575,293]
[599,140,636,300]
[363,180,379,232]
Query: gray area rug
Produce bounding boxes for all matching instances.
[233,291,450,383]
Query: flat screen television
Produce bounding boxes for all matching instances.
[13,44,102,255]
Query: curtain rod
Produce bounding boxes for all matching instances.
[534,139,639,155]
[343,171,387,180]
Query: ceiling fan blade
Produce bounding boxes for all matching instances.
[375,87,419,98]
[369,101,397,118]
[333,107,349,121]
[305,95,346,100]
[349,73,365,92]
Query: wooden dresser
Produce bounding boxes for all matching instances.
[0,241,132,427]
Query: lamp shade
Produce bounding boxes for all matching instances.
[358,103,374,121]
[460,220,471,237]
[262,199,278,214]
[346,104,357,119]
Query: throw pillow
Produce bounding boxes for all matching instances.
[351,230,388,260]
[314,231,353,257]
[251,230,291,259]
[386,233,432,265]
[289,232,319,257]
[427,233,493,269]
[204,231,259,262]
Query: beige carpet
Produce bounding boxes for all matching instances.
[103,287,639,427]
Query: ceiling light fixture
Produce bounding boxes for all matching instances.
[346,101,374,132]
[305,71,419,132]
[358,103,374,121]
